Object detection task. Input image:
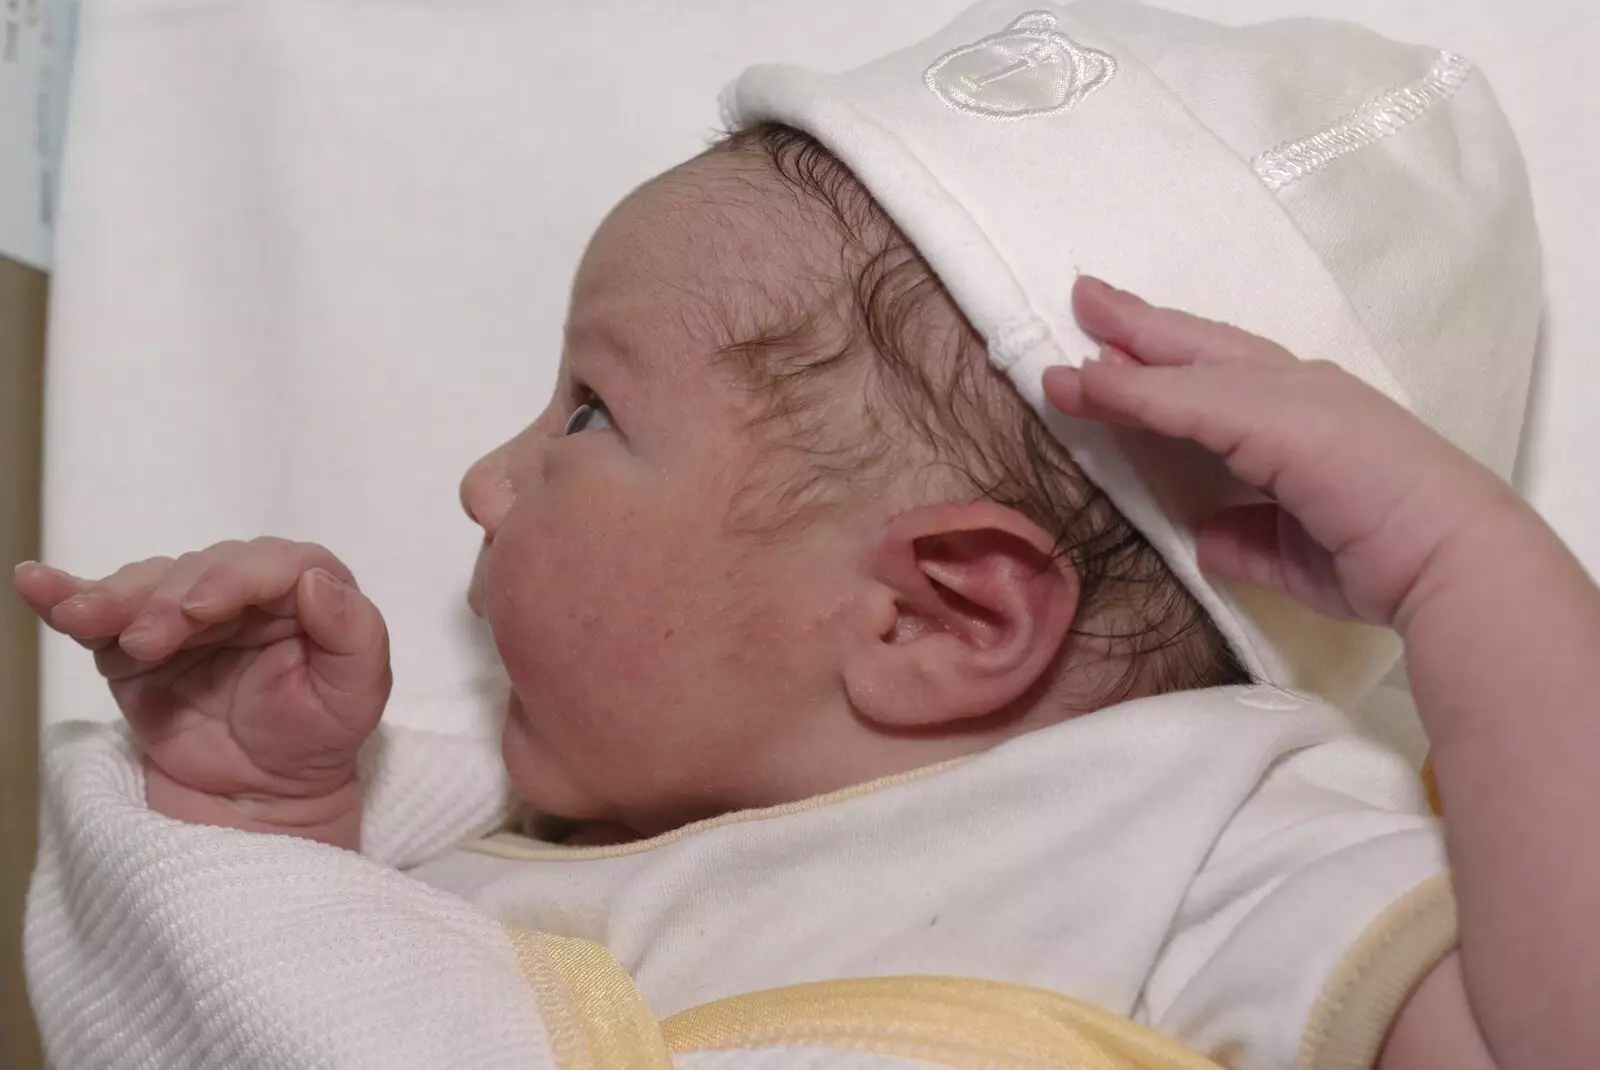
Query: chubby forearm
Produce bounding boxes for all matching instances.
[144,759,364,851]
[1395,496,1600,1067]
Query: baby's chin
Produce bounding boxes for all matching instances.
[499,692,608,823]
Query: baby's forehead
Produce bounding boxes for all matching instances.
[572,153,844,346]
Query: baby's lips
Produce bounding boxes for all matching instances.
[506,691,530,721]
[467,550,490,618]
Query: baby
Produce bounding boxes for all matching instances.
[16,3,1599,1069]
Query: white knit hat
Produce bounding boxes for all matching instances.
[722,0,1542,704]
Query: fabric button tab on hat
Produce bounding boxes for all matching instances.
[924,10,1116,122]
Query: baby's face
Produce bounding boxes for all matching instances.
[459,156,873,835]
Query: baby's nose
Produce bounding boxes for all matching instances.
[460,447,515,538]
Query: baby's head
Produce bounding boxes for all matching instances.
[461,124,1245,835]
[462,1,1541,837]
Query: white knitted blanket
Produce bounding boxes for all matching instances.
[26,720,555,1069]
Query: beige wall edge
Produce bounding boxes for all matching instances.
[1,253,46,1070]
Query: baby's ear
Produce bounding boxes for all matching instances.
[843,502,1080,730]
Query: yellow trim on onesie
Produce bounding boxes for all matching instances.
[470,759,964,862]
[1418,757,1443,817]
[506,928,675,1070]
[507,925,1226,1070]
[662,975,1228,1070]
[1299,874,1458,1070]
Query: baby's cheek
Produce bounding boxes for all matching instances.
[490,514,670,686]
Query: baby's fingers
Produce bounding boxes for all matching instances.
[121,539,354,662]
[297,569,392,738]
[12,563,108,651]
[13,561,84,617]
[1038,354,1148,429]
[1197,504,1360,622]
[1044,359,1334,495]
[93,611,302,681]
[178,539,356,623]
[20,557,175,650]
[1072,276,1296,368]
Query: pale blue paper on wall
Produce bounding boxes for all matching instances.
[0,0,79,271]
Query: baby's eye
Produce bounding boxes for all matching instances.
[564,394,615,435]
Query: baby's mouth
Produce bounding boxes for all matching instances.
[505,691,528,721]
[467,545,491,618]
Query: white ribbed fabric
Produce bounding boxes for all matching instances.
[26,722,528,1070]
[723,0,1543,705]
[360,724,519,868]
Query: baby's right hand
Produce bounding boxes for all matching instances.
[14,539,390,845]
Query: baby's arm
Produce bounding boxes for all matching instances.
[1046,277,1600,1070]
[1375,484,1600,1069]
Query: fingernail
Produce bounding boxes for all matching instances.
[12,560,39,578]
[1084,275,1139,304]
[180,581,220,613]
[52,592,101,620]
[308,569,349,615]
[1092,343,1135,367]
[121,611,159,645]
[1040,365,1080,398]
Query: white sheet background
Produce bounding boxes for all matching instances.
[39,0,1599,740]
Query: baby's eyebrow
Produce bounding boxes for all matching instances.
[563,318,651,383]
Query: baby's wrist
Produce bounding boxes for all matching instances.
[143,758,364,851]
[1392,480,1532,633]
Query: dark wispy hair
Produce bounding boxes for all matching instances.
[703,122,1250,704]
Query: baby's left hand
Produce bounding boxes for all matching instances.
[1044,277,1525,632]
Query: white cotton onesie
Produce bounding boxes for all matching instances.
[408,685,1453,1070]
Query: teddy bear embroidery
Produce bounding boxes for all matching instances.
[925,10,1117,121]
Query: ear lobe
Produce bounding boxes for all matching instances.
[844,503,1080,730]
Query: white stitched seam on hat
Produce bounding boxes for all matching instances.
[1251,51,1474,193]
